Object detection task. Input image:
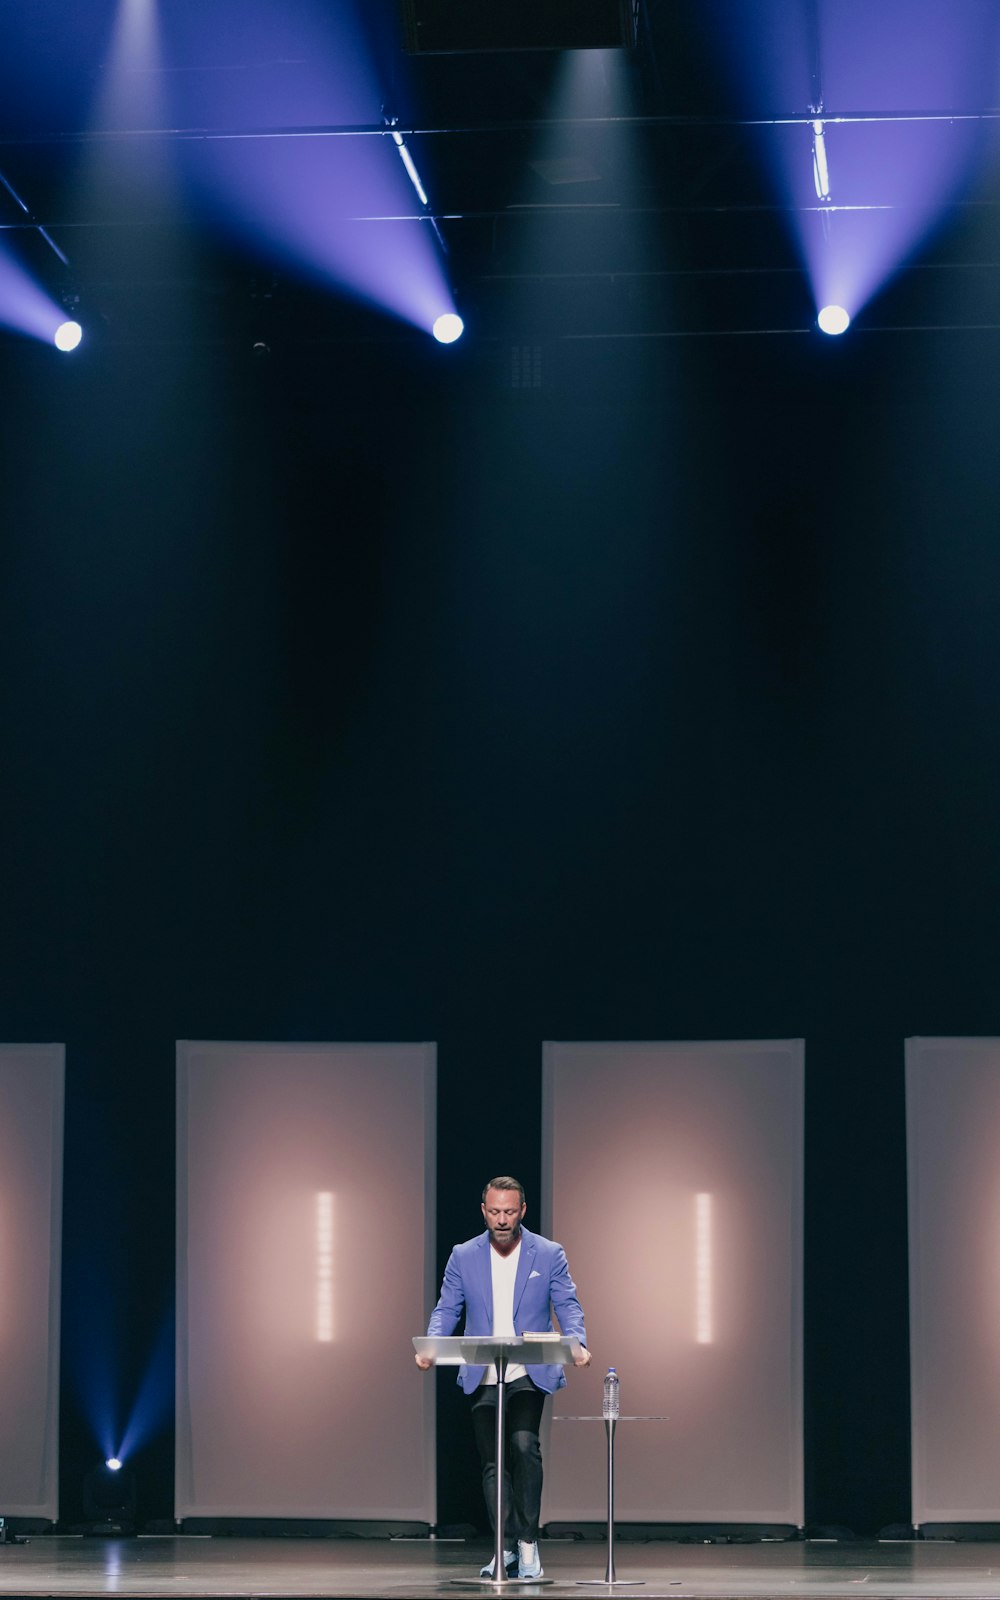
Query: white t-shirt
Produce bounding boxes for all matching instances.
[484,1238,527,1385]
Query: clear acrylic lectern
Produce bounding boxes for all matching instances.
[414,1333,584,1587]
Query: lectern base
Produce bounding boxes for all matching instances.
[448,1579,554,1589]
[448,1574,553,1587]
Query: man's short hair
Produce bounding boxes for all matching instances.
[483,1176,525,1203]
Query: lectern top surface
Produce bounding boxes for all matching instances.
[413,1334,583,1366]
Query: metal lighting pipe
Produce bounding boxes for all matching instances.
[24,200,1000,233]
[0,167,69,263]
[3,107,1000,147]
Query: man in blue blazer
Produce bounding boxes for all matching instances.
[418,1176,591,1579]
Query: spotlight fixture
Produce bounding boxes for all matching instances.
[106,1457,122,1472]
[383,112,449,252]
[432,312,464,344]
[54,320,83,352]
[817,305,850,336]
[389,126,429,209]
[812,120,831,202]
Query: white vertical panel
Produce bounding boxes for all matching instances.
[907,1036,1000,1525]
[176,1041,436,1520]
[542,1040,803,1525]
[0,1044,64,1520]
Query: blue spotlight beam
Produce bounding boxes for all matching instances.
[115,1309,176,1465]
[0,167,70,265]
[805,0,824,116]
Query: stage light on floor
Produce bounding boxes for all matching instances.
[817,305,850,337]
[54,320,83,352]
[83,1456,137,1533]
[432,313,464,345]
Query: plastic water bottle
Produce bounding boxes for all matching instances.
[603,1366,620,1420]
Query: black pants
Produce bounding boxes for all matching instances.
[470,1378,546,1544]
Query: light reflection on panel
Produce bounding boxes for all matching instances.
[176,1042,435,1520]
[695,1193,713,1346]
[315,1191,334,1343]
[542,1040,803,1525]
[907,1037,1000,1524]
[0,1045,64,1519]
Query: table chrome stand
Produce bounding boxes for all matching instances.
[555,1414,667,1587]
[414,1334,584,1589]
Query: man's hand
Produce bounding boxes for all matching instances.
[415,1353,433,1370]
[573,1346,593,1368]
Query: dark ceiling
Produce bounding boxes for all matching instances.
[1,0,999,349]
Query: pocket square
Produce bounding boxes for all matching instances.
[529,1270,541,1279]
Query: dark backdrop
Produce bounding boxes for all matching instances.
[0,319,997,1535]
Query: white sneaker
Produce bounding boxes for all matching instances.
[518,1541,543,1579]
[480,1551,517,1578]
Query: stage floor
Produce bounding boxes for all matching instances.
[2,1538,1000,1600]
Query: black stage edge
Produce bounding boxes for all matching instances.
[178,1518,431,1537]
[919,1524,1000,1540]
[0,1519,52,1537]
[544,1524,800,1543]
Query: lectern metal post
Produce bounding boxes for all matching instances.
[493,1348,508,1587]
[413,1334,583,1588]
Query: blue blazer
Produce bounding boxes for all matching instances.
[427,1225,588,1395]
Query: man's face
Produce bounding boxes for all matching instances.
[482,1187,526,1247]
